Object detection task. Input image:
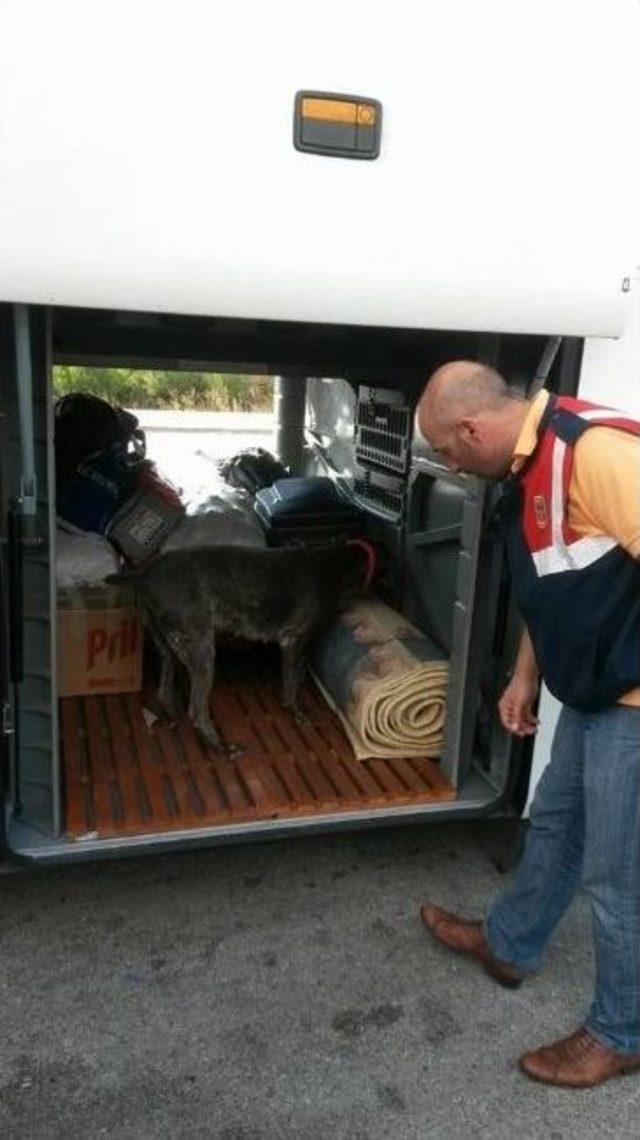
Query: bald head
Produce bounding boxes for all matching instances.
[419,361,515,430]
[416,360,529,478]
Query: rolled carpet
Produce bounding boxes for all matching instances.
[310,598,449,760]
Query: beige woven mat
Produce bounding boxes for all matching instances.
[311,598,449,760]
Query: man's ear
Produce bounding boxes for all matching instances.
[457,417,479,445]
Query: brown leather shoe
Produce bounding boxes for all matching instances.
[420,902,522,989]
[519,1026,640,1088]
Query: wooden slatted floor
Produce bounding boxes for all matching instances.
[61,647,455,839]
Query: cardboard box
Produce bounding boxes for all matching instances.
[57,584,142,697]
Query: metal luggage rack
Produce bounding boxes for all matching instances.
[355,386,413,475]
[353,464,407,521]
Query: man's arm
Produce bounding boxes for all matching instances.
[498,627,540,736]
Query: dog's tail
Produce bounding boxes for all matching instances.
[346,538,377,591]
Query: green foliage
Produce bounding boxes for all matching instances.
[53,366,274,411]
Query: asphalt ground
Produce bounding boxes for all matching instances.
[1,820,638,1139]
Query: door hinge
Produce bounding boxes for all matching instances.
[2,702,14,736]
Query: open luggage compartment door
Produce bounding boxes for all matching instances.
[0,305,59,838]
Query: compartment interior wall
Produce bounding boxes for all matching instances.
[302,334,582,789]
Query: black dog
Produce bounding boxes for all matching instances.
[106,541,374,752]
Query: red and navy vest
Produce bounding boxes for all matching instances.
[498,394,640,711]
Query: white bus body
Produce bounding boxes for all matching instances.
[0,1,636,336]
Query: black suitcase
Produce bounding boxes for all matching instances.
[253,477,365,545]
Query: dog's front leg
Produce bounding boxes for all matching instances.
[146,613,182,722]
[157,648,180,721]
[155,640,182,722]
[168,630,225,753]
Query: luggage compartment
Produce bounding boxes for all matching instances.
[62,643,454,841]
[0,305,582,861]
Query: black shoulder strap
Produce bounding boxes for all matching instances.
[547,401,594,445]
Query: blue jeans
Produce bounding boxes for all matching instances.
[485,704,640,1053]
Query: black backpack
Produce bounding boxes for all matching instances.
[54,393,145,489]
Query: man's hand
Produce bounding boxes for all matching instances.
[499,627,540,736]
[498,672,540,736]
